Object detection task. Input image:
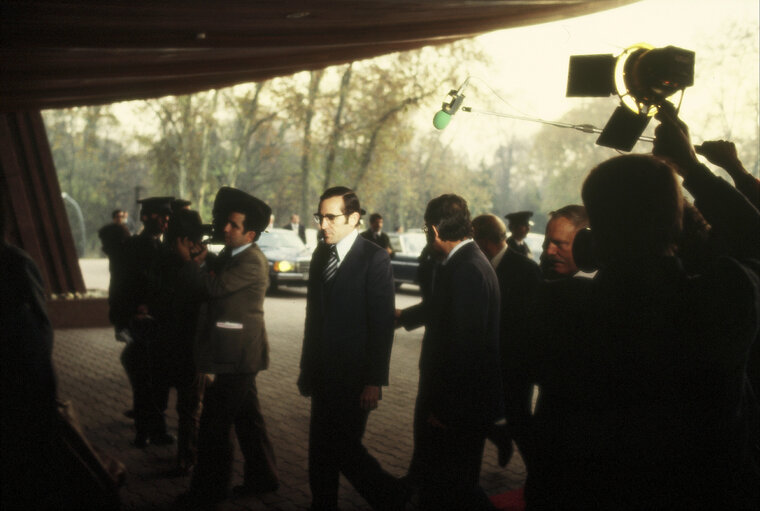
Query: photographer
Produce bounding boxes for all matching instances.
[521,105,759,509]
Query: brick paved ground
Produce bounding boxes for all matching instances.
[52,286,526,510]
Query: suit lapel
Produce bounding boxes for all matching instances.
[333,234,364,285]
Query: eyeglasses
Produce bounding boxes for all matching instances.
[313,213,347,225]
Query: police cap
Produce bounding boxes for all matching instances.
[137,196,174,216]
[171,199,192,212]
[504,211,533,226]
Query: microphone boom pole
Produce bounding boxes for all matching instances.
[459,106,654,143]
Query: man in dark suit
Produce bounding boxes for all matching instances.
[472,214,542,469]
[416,195,502,510]
[98,208,131,342]
[298,186,404,511]
[283,213,307,243]
[360,212,393,255]
[176,187,278,506]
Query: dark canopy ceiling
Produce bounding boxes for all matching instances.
[1,0,636,111]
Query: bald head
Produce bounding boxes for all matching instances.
[472,214,507,259]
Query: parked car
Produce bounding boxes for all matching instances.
[388,231,427,289]
[256,228,312,291]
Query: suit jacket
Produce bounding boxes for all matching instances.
[299,236,395,393]
[495,248,542,442]
[180,244,270,375]
[109,232,166,329]
[496,248,541,349]
[420,241,502,431]
[283,222,307,243]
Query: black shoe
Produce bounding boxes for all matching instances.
[386,477,414,510]
[133,432,148,448]
[174,460,195,476]
[149,432,175,446]
[232,481,280,498]
[175,490,223,510]
[124,409,135,419]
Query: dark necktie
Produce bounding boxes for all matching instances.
[323,244,339,283]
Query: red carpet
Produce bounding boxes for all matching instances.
[490,487,525,511]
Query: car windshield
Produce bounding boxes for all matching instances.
[401,233,427,255]
[257,230,306,251]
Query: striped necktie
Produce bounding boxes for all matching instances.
[323,244,339,283]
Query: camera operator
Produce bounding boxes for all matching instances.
[521,104,759,510]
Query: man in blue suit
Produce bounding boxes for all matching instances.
[417,194,502,510]
[298,186,405,511]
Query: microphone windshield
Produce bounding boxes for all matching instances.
[433,110,452,130]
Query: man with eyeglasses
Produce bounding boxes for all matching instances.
[298,186,407,510]
[416,194,502,510]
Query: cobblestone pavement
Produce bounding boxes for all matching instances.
[52,286,526,510]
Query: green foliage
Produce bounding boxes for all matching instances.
[42,26,758,251]
[43,107,147,257]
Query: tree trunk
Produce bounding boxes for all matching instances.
[323,64,352,190]
[301,70,323,217]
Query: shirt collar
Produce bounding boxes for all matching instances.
[231,242,252,257]
[490,243,508,269]
[444,238,473,265]
[334,228,359,265]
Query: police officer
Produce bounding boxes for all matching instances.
[504,211,533,259]
[112,196,175,448]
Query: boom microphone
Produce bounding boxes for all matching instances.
[433,78,470,130]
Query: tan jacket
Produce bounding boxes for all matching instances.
[182,244,270,374]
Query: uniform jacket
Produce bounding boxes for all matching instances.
[506,236,532,260]
[419,241,502,431]
[299,236,395,393]
[109,232,165,329]
[180,244,270,375]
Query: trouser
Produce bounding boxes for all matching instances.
[308,386,401,510]
[416,420,494,511]
[190,373,278,500]
[405,391,428,486]
[120,338,168,437]
[174,371,206,469]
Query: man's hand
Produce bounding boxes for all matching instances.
[192,244,208,264]
[135,304,152,320]
[695,140,743,172]
[360,385,380,410]
[175,237,193,262]
[652,102,699,177]
[427,414,447,429]
[394,308,403,329]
